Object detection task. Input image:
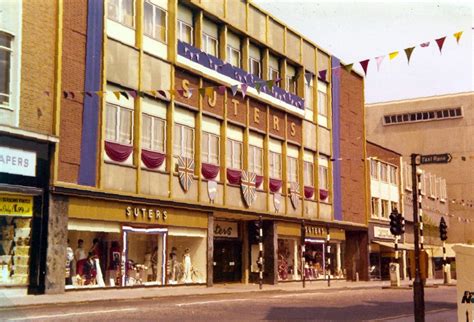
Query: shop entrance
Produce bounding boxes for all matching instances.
[213,239,242,283]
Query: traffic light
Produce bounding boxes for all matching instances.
[254,217,263,243]
[439,217,448,241]
[398,213,405,235]
[390,210,399,235]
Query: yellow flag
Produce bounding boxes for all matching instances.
[453,31,463,44]
[389,51,399,60]
[95,91,104,98]
[168,89,176,97]
[113,91,121,100]
[205,87,214,97]
[148,90,157,97]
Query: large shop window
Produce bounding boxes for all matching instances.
[304,239,342,280]
[144,0,167,43]
[277,238,301,281]
[108,0,135,27]
[66,221,207,289]
[0,32,12,108]
[0,195,33,286]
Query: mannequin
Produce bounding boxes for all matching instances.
[183,248,192,283]
[168,247,178,284]
[150,246,158,282]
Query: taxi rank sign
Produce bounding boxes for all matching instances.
[420,153,452,164]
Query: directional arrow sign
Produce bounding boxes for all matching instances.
[420,153,452,164]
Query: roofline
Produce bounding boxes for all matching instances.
[366,91,474,106]
[366,140,402,156]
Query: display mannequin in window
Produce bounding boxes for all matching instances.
[74,239,87,262]
[65,240,74,285]
[108,241,121,286]
[167,247,178,284]
[183,248,192,283]
[151,246,159,282]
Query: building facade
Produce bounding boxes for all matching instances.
[366,92,473,245]
[2,0,368,294]
[0,1,58,294]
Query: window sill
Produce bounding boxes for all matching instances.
[141,167,168,175]
[0,104,14,111]
[144,34,167,46]
[104,160,136,169]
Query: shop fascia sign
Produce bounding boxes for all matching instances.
[305,226,325,237]
[0,146,36,177]
[0,194,33,217]
[214,221,238,238]
[374,226,395,240]
[125,206,168,222]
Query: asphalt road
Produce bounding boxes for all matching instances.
[0,286,457,321]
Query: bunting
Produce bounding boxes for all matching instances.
[389,51,399,60]
[343,63,353,73]
[375,56,385,71]
[404,47,415,64]
[318,70,327,81]
[230,85,238,96]
[453,31,463,44]
[304,72,312,85]
[359,59,370,76]
[435,36,446,53]
[241,83,248,98]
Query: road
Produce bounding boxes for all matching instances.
[0,286,456,321]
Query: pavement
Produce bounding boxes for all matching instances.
[0,278,455,310]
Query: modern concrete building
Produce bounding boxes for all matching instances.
[366,92,473,246]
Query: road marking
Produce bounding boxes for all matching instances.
[272,291,341,298]
[8,308,138,321]
[176,298,251,307]
[377,308,453,321]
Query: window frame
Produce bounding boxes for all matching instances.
[177,19,193,45]
[286,75,297,94]
[371,197,380,218]
[141,113,166,153]
[143,0,168,43]
[318,164,329,190]
[303,161,314,187]
[269,67,279,81]
[226,138,243,170]
[108,0,135,28]
[269,151,282,179]
[249,57,261,78]
[0,31,13,109]
[173,123,195,159]
[202,32,218,57]
[105,103,134,146]
[304,79,313,110]
[226,45,241,68]
[287,156,299,184]
[381,200,389,219]
[317,90,328,116]
[249,145,263,176]
[201,131,220,165]
[370,160,379,179]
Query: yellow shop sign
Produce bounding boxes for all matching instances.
[0,194,33,217]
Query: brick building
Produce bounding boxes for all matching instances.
[0,1,58,294]
[2,0,369,294]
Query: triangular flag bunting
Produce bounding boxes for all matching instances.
[148,90,157,97]
[113,91,121,100]
[304,72,312,85]
[128,90,137,99]
[318,70,327,81]
[187,89,193,99]
[198,88,205,97]
[205,87,214,97]
[255,82,262,94]
[266,80,274,91]
[420,42,430,48]
[217,85,226,95]
[120,91,128,99]
[230,85,238,96]
[158,90,167,98]
[404,47,415,64]
[95,91,103,98]
[375,56,385,71]
[359,59,370,76]
[240,84,248,98]
[435,37,446,53]
[168,89,176,97]
[389,51,399,60]
[453,31,463,44]
[343,63,353,73]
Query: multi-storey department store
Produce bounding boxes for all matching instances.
[1,0,369,294]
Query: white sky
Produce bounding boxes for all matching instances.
[253,0,474,103]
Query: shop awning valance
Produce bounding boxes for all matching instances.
[373,241,416,251]
[68,219,121,233]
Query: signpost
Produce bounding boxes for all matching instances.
[411,152,452,322]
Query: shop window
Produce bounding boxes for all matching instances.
[317,90,327,117]
[287,156,298,183]
[226,45,241,68]
[201,132,220,165]
[144,1,167,43]
[269,151,282,179]
[173,123,194,159]
[0,195,33,286]
[142,114,166,153]
[277,238,300,281]
[226,138,242,170]
[371,197,380,217]
[304,240,325,279]
[108,0,135,27]
[202,33,218,57]
[177,20,193,45]
[304,161,314,187]
[105,103,134,145]
[0,32,12,108]
[249,145,263,176]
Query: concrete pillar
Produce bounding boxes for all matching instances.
[336,243,341,277]
[45,194,69,294]
[293,239,299,280]
[207,214,214,287]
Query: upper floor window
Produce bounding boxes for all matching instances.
[144,1,167,43]
[318,165,328,190]
[202,33,218,57]
[269,151,282,179]
[304,161,314,187]
[380,163,388,182]
[381,200,389,218]
[371,197,379,217]
[249,57,261,78]
[304,76,313,110]
[317,90,328,116]
[177,20,193,45]
[389,166,397,185]
[249,145,263,175]
[142,114,166,153]
[201,132,220,165]
[391,202,398,212]
[0,32,12,108]
[173,123,194,159]
[105,103,134,145]
[108,0,135,27]
[370,159,378,179]
[269,67,279,81]
[286,76,297,94]
[226,45,241,68]
[287,156,298,183]
[226,139,242,170]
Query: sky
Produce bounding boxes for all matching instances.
[253,0,474,103]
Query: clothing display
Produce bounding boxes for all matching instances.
[183,249,192,283]
[74,247,86,262]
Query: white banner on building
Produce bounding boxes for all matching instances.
[374,226,395,240]
[0,146,37,177]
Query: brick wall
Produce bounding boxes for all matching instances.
[19,0,56,135]
[57,0,88,183]
[339,69,366,225]
[366,141,400,165]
